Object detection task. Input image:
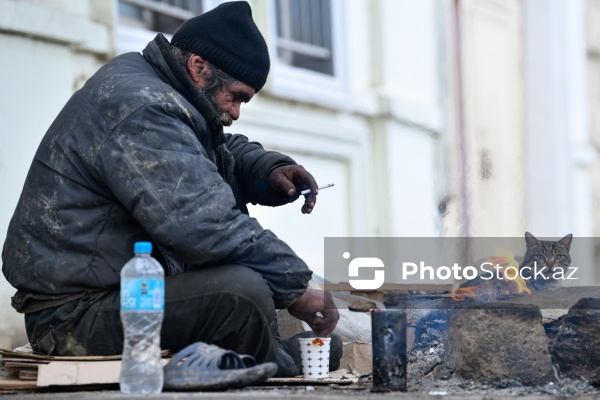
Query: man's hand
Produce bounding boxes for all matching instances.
[268,165,318,214]
[287,288,340,337]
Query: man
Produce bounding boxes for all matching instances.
[2,1,339,378]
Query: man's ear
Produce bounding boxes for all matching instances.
[187,55,208,84]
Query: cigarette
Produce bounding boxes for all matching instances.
[300,183,335,195]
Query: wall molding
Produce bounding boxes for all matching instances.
[0,1,110,55]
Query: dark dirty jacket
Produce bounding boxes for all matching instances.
[2,34,312,313]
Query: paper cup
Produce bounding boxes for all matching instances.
[298,337,331,379]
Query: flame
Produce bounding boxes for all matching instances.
[452,248,532,301]
[451,286,478,301]
[485,248,532,295]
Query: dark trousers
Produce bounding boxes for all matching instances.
[25,265,280,365]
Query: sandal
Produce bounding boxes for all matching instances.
[163,342,278,391]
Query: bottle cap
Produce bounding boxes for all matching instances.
[134,242,152,253]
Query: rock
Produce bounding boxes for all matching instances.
[433,364,453,380]
[340,342,372,375]
[445,303,555,386]
[551,298,600,386]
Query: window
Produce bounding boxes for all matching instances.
[268,0,347,109]
[115,0,225,55]
[275,0,334,75]
[118,0,202,34]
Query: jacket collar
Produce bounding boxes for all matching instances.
[142,34,226,147]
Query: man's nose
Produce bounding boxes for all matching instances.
[229,103,241,120]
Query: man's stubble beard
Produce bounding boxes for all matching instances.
[200,67,235,127]
[201,88,234,126]
[217,111,233,126]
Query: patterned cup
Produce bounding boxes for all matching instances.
[298,337,331,379]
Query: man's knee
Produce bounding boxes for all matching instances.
[220,265,274,306]
[162,265,278,356]
[166,264,275,313]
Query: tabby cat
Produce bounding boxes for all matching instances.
[452,232,573,299]
[520,232,572,292]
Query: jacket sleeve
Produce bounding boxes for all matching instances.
[96,102,311,308]
[225,133,298,207]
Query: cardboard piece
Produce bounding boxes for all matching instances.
[37,359,170,387]
[36,360,122,387]
[266,369,357,384]
[0,348,171,391]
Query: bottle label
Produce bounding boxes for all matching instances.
[121,278,164,311]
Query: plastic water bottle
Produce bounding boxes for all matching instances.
[120,241,165,394]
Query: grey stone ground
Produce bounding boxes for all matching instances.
[5,288,600,398]
[2,389,597,400]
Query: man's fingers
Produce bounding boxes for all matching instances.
[287,289,340,335]
[310,309,339,336]
[309,317,330,337]
[304,192,317,203]
[322,309,340,329]
[319,308,339,336]
[267,166,302,197]
[312,319,336,337]
[268,165,322,212]
[301,198,316,214]
[302,189,317,214]
[290,165,318,195]
[270,172,296,196]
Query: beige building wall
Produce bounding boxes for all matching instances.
[588,0,600,254]
[0,0,113,349]
[524,0,596,284]
[445,0,526,239]
[1,0,598,349]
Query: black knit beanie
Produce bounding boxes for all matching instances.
[171,1,270,92]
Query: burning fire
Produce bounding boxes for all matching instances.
[451,248,532,301]
[451,286,479,301]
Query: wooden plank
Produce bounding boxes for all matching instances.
[0,348,170,361]
[0,348,122,361]
[18,370,38,380]
[0,376,38,390]
[4,361,42,369]
[1,357,49,365]
[2,359,42,381]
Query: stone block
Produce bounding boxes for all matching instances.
[445,303,554,386]
[551,298,600,386]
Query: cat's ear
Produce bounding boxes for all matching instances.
[559,233,573,251]
[525,232,539,247]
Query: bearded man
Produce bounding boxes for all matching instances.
[2,1,339,381]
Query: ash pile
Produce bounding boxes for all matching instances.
[403,288,600,396]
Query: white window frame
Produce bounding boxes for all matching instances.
[113,0,224,55]
[266,0,349,110]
